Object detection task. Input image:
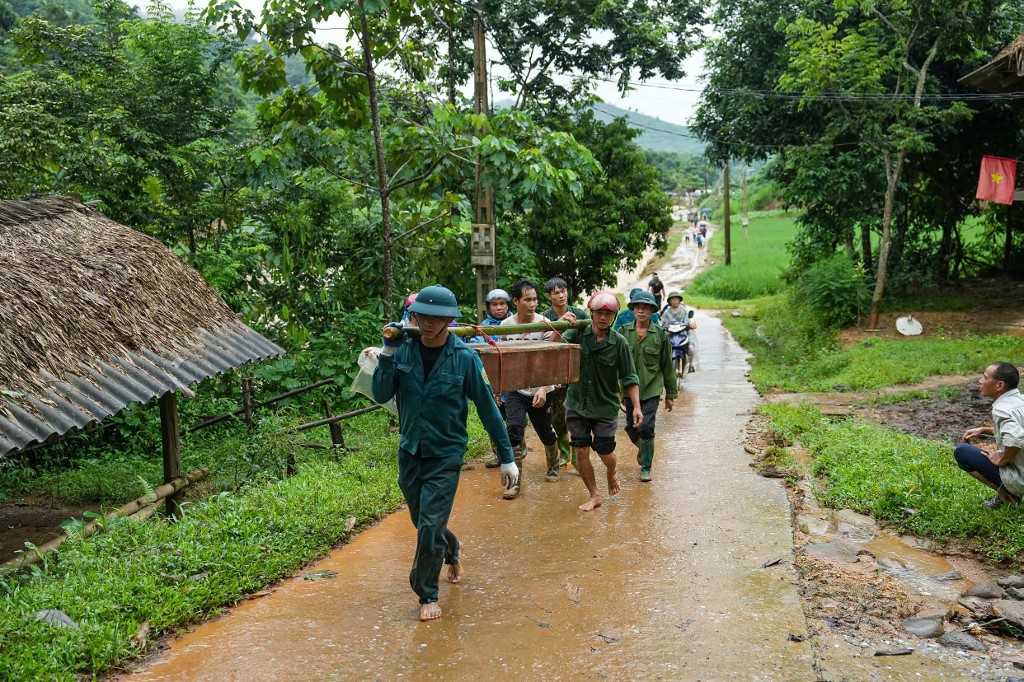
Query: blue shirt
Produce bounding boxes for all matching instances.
[372,334,514,463]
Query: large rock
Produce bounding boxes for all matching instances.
[833,509,878,541]
[997,574,1024,589]
[902,615,944,638]
[797,513,832,537]
[1007,587,1024,601]
[964,582,1006,599]
[804,540,861,564]
[992,599,1024,628]
[937,631,986,652]
[958,597,995,618]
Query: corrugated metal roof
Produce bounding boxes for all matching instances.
[0,322,284,457]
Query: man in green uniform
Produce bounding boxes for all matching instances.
[542,276,589,472]
[372,285,517,621]
[561,290,642,511]
[619,290,677,482]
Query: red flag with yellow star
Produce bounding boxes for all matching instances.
[976,155,1017,205]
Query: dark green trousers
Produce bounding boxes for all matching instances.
[398,448,462,604]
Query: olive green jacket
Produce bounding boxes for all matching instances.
[619,322,679,401]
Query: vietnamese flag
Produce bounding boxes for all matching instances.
[976,155,1017,205]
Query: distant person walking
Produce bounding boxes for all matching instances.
[648,272,665,309]
[954,362,1024,509]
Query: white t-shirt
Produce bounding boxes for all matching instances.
[500,313,556,397]
[993,388,1024,496]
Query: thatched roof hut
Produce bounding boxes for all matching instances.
[960,33,1024,92]
[0,197,284,457]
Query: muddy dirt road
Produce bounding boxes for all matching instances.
[129,233,816,680]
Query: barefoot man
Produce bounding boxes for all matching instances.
[560,291,642,511]
[372,285,518,620]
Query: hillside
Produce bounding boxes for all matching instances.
[591,103,705,156]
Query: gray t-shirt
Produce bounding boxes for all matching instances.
[993,388,1024,496]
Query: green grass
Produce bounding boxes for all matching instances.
[688,213,798,301]
[0,409,493,679]
[762,403,1024,562]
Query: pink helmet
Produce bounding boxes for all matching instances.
[403,292,417,309]
[587,290,620,313]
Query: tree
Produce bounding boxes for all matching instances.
[779,0,1002,326]
[521,111,673,295]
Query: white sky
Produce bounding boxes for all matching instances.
[167,0,704,126]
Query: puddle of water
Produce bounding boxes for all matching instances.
[863,532,995,605]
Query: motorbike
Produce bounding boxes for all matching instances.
[666,309,696,377]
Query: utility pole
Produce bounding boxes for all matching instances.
[723,160,732,266]
[469,5,496,319]
[740,166,749,240]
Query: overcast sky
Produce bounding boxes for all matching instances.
[167,0,705,126]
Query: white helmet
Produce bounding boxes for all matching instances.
[485,288,511,303]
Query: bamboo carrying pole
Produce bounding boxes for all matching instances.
[0,468,209,574]
[383,318,591,340]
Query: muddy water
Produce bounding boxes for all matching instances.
[128,311,813,679]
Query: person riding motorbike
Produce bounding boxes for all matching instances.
[661,291,696,376]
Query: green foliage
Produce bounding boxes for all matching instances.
[521,111,673,295]
[643,149,714,194]
[795,252,869,328]
[762,403,1024,562]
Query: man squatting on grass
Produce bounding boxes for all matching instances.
[954,362,1024,509]
[499,279,559,497]
[618,290,677,483]
[560,291,643,511]
[542,277,589,471]
[371,285,518,621]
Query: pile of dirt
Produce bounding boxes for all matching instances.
[858,382,991,444]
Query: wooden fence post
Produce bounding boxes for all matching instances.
[324,400,345,448]
[241,377,255,430]
[159,392,183,518]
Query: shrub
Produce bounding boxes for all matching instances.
[794,253,868,328]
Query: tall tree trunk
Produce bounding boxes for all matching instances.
[867,37,940,328]
[446,21,457,105]
[860,222,873,272]
[1005,213,1014,275]
[358,0,393,308]
[869,150,904,327]
[938,220,953,281]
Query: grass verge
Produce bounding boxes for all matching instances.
[763,402,1024,563]
[0,409,493,680]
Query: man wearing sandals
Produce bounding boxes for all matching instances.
[372,285,517,621]
[954,362,1024,509]
[560,291,642,511]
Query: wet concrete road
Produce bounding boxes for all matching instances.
[129,307,813,681]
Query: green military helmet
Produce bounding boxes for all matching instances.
[666,290,684,304]
[409,284,461,318]
[628,289,659,310]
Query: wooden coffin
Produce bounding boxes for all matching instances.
[469,340,581,394]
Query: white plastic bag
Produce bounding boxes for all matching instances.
[351,347,397,415]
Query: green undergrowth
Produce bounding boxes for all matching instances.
[734,303,1024,392]
[0,410,492,680]
[762,403,1024,562]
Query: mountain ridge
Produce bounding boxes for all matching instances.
[590,103,705,156]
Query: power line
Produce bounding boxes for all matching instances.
[589,75,1024,103]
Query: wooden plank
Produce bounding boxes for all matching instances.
[160,392,182,518]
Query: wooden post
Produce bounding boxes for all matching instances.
[740,167,749,240]
[325,400,345,448]
[159,392,183,518]
[472,4,496,319]
[723,160,732,266]
[241,377,255,430]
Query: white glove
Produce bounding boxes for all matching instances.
[500,461,519,488]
